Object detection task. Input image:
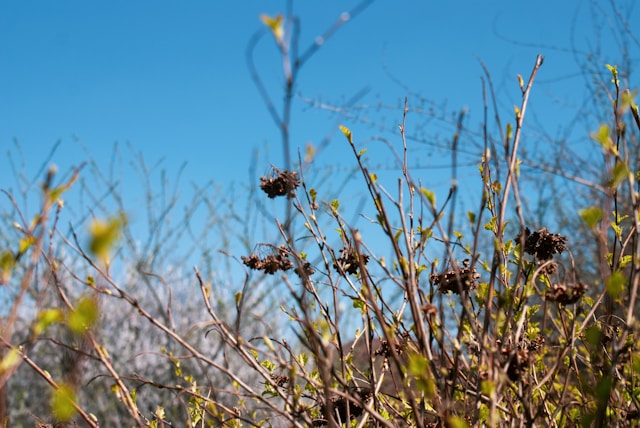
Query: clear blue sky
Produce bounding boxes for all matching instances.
[1,1,637,237]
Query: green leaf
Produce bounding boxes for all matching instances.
[606,64,618,85]
[0,251,15,284]
[484,216,498,233]
[0,348,20,374]
[608,162,629,189]
[580,207,603,229]
[475,282,489,306]
[358,148,367,157]
[309,188,317,203]
[606,271,626,298]
[304,142,315,163]
[591,124,616,154]
[420,188,436,206]
[154,406,165,422]
[595,375,613,403]
[631,102,639,121]
[584,325,603,347]
[620,89,637,113]
[339,125,353,144]
[49,186,65,203]
[467,211,476,225]
[502,237,515,252]
[419,227,433,245]
[67,297,99,334]
[262,336,275,352]
[610,222,623,239]
[35,308,65,335]
[407,353,428,376]
[89,213,126,261]
[260,14,284,44]
[330,199,340,211]
[51,384,77,422]
[619,254,633,269]
[407,353,435,397]
[447,416,469,428]
[506,123,513,141]
[18,236,36,256]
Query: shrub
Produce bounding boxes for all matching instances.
[1,5,639,427]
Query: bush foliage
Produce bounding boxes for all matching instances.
[2,5,640,428]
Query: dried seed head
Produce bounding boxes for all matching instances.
[316,392,366,425]
[294,261,315,278]
[430,259,480,294]
[333,247,369,276]
[260,168,300,199]
[545,282,588,305]
[271,373,289,387]
[527,335,545,352]
[505,347,530,381]
[518,227,568,260]
[374,332,411,357]
[241,245,293,274]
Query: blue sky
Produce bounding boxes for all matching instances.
[1,1,638,251]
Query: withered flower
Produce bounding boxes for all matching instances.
[241,253,261,270]
[374,332,411,358]
[294,261,315,278]
[545,282,588,305]
[504,347,531,382]
[260,168,300,199]
[430,259,480,294]
[498,333,545,382]
[333,247,369,275]
[526,335,545,352]
[517,227,567,260]
[314,388,370,425]
[241,245,293,274]
[271,373,289,388]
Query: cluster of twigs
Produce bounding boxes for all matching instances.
[1,3,640,426]
[200,55,638,426]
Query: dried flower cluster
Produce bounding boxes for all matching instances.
[294,260,315,278]
[545,282,588,305]
[333,247,369,275]
[271,373,289,388]
[241,245,293,274]
[518,227,568,260]
[499,335,545,382]
[313,389,372,426]
[374,332,411,358]
[260,168,300,199]
[430,259,480,294]
[538,260,559,276]
[526,335,545,352]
